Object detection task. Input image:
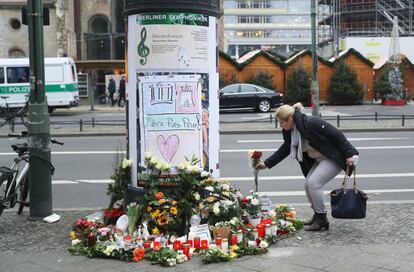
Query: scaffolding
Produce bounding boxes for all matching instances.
[318,0,414,56]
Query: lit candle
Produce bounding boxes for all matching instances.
[187,239,193,248]
[173,240,182,250]
[230,234,238,245]
[182,244,191,259]
[143,242,151,249]
[215,237,222,246]
[265,224,272,236]
[201,239,208,249]
[194,237,201,249]
[257,224,265,238]
[221,238,229,253]
[271,222,278,236]
[236,229,243,244]
[153,241,161,250]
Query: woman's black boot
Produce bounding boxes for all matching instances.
[304,212,316,226]
[304,212,329,231]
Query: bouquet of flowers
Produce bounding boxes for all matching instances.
[239,192,262,218]
[248,150,263,192]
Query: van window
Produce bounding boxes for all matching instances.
[71,65,77,82]
[0,68,4,84]
[45,65,64,83]
[7,67,29,83]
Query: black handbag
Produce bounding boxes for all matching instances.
[330,167,368,219]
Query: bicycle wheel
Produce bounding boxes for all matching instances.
[18,106,28,127]
[17,174,29,215]
[0,174,8,216]
[0,108,8,128]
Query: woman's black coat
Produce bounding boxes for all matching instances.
[264,111,359,177]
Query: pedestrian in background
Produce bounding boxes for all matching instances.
[107,77,116,106]
[118,76,126,107]
[256,103,359,231]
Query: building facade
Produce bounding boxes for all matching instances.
[222,0,312,58]
[0,0,126,104]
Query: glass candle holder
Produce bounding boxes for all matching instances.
[201,239,208,249]
[173,240,182,250]
[194,237,201,249]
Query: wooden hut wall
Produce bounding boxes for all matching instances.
[341,53,374,101]
[219,56,240,84]
[238,55,284,91]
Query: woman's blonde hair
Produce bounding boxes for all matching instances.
[275,102,304,121]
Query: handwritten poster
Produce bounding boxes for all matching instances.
[139,75,203,169]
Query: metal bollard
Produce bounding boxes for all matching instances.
[375,112,378,121]
[402,114,405,127]
[80,119,83,132]
[11,119,15,132]
[269,114,272,124]
[275,118,278,128]
[337,115,340,127]
[92,117,95,127]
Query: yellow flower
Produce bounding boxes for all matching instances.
[147,206,152,212]
[152,227,159,235]
[229,252,238,258]
[157,216,169,225]
[230,245,239,251]
[172,200,177,206]
[151,209,160,219]
[170,207,178,215]
[159,199,166,205]
[70,231,77,240]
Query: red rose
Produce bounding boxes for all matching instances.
[252,151,262,159]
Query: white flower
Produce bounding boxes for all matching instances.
[121,159,132,169]
[167,258,177,266]
[189,165,200,173]
[251,198,260,206]
[71,239,81,246]
[205,186,214,192]
[103,244,117,256]
[155,162,163,170]
[213,206,220,215]
[176,253,188,263]
[201,171,210,178]
[222,183,230,191]
[144,152,152,160]
[259,240,269,249]
[193,192,201,201]
[149,157,158,165]
[162,162,171,171]
[270,210,277,219]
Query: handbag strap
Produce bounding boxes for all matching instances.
[342,165,357,191]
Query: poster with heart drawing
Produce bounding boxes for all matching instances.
[139,75,203,172]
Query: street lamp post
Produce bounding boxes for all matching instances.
[27,0,52,219]
[311,0,320,116]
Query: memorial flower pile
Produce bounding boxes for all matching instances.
[68,156,304,267]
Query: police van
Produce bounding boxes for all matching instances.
[0,57,79,112]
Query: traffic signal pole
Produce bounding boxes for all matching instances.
[27,0,52,219]
[311,0,320,117]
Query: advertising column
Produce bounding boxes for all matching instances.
[126,8,219,185]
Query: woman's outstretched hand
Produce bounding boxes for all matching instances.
[346,155,359,166]
[255,162,268,170]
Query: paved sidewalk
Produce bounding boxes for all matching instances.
[0,203,413,271]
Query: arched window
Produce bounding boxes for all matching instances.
[85,15,111,59]
[8,48,25,58]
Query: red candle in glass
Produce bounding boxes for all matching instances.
[201,239,208,249]
[194,237,201,249]
[257,224,265,238]
[153,241,161,250]
[187,239,193,248]
[173,240,182,250]
[182,244,191,259]
[215,237,222,246]
[143,242,151,249]
[230,234,238,245]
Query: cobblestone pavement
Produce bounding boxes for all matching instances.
[0,203,413,271]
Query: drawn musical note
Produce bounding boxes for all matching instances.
[137,27,150,65]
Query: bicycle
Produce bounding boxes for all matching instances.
[0,95,28,128]
[98,91,123,107]
[0,131,64,216]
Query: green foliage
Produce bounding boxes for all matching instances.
[235,243,268,256]
[106,158,132,214]
[145,248,179,267]
[328,62,362,105]
[200,249,233,264]
[219,73,239,88]
[284,66,311,105]
[246,70,274,90]
[374,69,392,99]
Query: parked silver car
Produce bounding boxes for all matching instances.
[219,83,283,112]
